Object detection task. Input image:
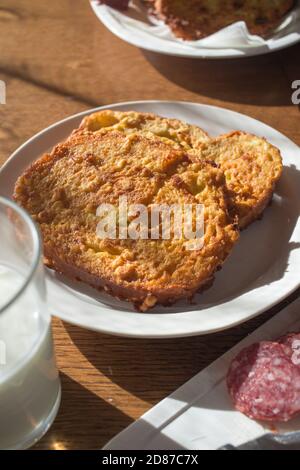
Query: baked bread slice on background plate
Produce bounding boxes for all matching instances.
[146,0,296,40]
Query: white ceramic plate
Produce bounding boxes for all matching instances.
[104,298,300,450]
[90,1,300,59]
[1,101,299,338]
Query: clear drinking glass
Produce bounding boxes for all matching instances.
[0,197,61,450]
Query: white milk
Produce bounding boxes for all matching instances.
[0,265,61,450]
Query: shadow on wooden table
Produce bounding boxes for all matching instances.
[64,324,206,404]
[63,288,300,405]
[34,372,132,450]
[142,43,300,106]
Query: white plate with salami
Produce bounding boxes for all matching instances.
[104,298,300,450]
[1,101,300,338]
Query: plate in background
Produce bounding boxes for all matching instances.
[90,1,300,59]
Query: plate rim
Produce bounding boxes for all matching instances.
[90,1,300,59]
[1,100,300,338]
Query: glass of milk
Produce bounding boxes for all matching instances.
[0,197,61,449]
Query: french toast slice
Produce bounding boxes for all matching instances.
[79,111,283,229]
[78,110,210,150]
[195,131,283,228]
[146,0,295,40]
[14,130,238,311]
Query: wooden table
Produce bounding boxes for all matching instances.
[0,0,299,450]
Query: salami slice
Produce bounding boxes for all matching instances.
[227,342,300,422]
[278,333,300,367]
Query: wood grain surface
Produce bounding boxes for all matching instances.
[0,0,299,450]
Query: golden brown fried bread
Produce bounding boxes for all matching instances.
[78,110,210,150]
[14,130,238,311]
[149,0,294,40]
[196,131,283,228]
[79,111,283,228]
